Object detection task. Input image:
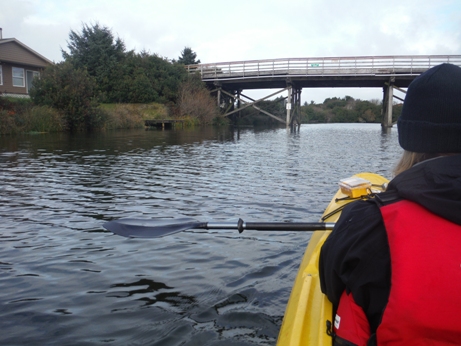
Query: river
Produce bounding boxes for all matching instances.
[0,124,402,345]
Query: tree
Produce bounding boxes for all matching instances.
[30,62,106,131]
[332,107,357,123]
[60,23,193,104]
[355,100,380,122]
[62,23,127,102]
[177,47,200,65]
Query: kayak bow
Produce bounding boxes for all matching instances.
[276,172,389,346]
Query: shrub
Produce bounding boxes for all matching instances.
[103,104,145,129]
[0,96,34,134]
[30,61,106,131]
[212,115,230,126]
[0,109,17,134]
[26,106,64,133]
[175,76,219,125]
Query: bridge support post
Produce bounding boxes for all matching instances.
[382,80,394,128]
[290,87,302,132]
[237,89,242,120]
[286,86,292,129]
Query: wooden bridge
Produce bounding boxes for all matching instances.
[186,55,461,128]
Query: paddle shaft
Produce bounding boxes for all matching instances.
[207,219,335,233]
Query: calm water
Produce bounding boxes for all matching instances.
[0,124,402,345]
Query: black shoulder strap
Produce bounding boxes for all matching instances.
[373,191,401,207]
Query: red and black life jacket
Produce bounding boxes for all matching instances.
[333,198,461,345]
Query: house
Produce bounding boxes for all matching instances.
[0,28,53,97]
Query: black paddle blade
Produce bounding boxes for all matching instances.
[103,218,207,238]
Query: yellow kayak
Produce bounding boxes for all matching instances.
[277,172,389,346]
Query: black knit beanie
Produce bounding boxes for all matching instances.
[397,63,461,153]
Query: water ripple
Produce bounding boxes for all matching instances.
[0,124,401,345]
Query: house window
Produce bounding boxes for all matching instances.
[0,65,3,85]
[12,67,25,87]
[26,70,40,93]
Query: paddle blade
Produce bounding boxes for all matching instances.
[103,218,206,238]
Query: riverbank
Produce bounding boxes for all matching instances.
[0,98,206,135]
[1,95,401,135]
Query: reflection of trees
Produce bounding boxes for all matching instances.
[110,278,196,307]
[0,127,237,162]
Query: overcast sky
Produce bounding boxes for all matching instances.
[1,0,460,103]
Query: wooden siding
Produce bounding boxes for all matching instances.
[0,62,43,95]
[0,40,51,67]
[0,38,51,95]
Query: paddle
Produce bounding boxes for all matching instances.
[103,218,335,238]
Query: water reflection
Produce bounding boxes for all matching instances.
[109,278,196,307]
[0,126,238,163]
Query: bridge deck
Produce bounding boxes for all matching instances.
[187,55,461,89]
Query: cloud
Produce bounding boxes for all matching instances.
[1,0,460,102]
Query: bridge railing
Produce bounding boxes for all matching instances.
[186,55,461,80]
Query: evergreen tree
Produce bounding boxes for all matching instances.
[177,47,200,65]
[62,23,127,102]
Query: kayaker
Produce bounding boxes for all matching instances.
[319,63,461,346]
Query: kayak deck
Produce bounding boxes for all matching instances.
[277,173,389,346]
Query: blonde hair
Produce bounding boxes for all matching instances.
[393,151,440,177]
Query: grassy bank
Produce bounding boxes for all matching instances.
[100,103,169,129]
[0,97,63,135]
[98,103,209,128]
[0,98,197,134]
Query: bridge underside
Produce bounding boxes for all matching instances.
[203,73,416,90]
[207,75,410,129]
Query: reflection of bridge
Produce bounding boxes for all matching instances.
[186,55,461,128]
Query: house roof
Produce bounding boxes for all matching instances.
[0,38,54,67]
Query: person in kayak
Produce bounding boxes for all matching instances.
[319,63,461,346]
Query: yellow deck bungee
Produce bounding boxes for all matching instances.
[277,173,389,346]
